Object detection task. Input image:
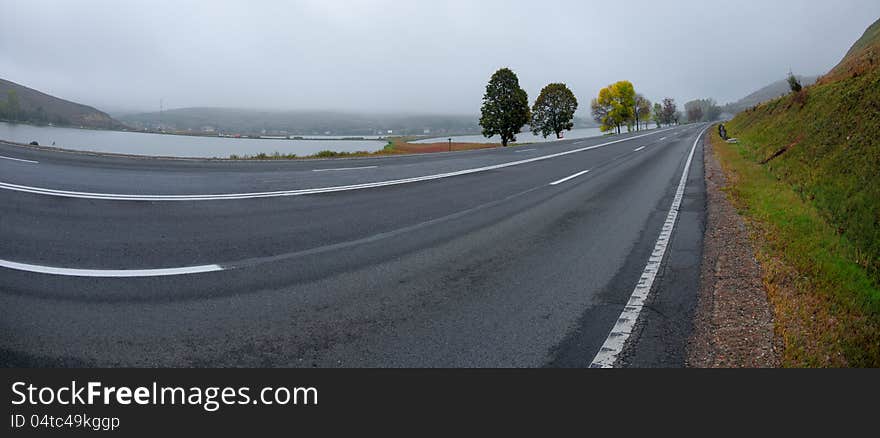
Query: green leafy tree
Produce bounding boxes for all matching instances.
[530,83,578,139]
[787,71,803,93]
[652,102,663,128]
[480,68,530,146]
[6,90,20,121]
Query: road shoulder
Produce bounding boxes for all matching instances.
[687,133,779,367]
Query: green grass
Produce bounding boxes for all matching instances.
[711,129,880,366]
[225,141,398,160]
[727,66,880,281]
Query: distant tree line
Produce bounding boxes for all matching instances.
[479,68,699,145]
[684,98,722,123]
[0,90,69,125]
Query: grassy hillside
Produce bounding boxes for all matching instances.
[0,78,124,129]
[726,17,880,280]
[719,17,880,365]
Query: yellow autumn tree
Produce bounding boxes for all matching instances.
[590,81,636,134]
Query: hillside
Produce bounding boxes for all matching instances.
[727,17,880,278]
[0,78,124,129]
[721,17,880,365]
[722,75,819,114]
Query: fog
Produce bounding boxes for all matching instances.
[2,0,878,115]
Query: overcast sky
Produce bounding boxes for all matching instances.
[2,0,879,115]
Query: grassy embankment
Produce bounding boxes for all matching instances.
[711,53,880,365]
[226,136,501,160]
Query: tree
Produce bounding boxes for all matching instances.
[686,102,704,123]
[531,83,578,139]
[480,68,530,146]
[661,98,677,126]
[787,71,802,93]
[591,97,611,131]
[633,94,651,131]
[652,102,663,128]
[6,90,20,122]
[594,81,635,134]
[684,98,721,123]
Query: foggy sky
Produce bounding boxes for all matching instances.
[2,0,879,115]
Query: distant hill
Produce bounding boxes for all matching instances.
[725,16,880,282]
[0,78,124,129]
[119,107,598,137]
[722,75,819,115]
[118,107,483,137]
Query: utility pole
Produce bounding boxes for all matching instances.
[448,138,452,152]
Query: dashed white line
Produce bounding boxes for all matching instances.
[0,155,39,164]
[0,127,678,201]
[633,146,646,152]
[514,148,537,153]
[312,166,378,172]
[590,126,707,368]
[0,259,223,277]
[549,169,591,186]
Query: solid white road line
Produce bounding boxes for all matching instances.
[633,146,646,152]
[549,170,591,186]
[0,155,39,164]
[590,126,708,368]
[0,127,678,201]
[312,166,378,172]
[0,259,223,277]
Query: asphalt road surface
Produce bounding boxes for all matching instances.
[0,124,708,367]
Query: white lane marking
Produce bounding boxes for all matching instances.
[0,259,223,278]
[633,146,646,152]
[590,126,708,368]
[549,169,591,186]
[312,166,378,172]
[660,137,667,141]
[0,127,678,201]
[514,148,537,153]
[0,155,39,164]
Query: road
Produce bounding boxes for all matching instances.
[0,124,707,367]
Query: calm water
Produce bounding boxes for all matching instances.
[0,122,385,158]
[412,127,609,144]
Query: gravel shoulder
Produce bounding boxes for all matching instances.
[687,134,780,368]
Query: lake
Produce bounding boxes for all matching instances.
[0,122,386,158]
[412,127,608,144]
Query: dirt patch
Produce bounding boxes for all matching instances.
[389,137,501,154]
[687,135,780,367]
